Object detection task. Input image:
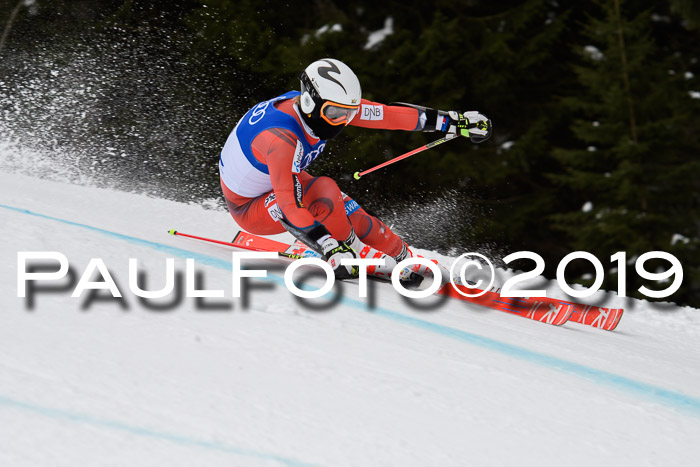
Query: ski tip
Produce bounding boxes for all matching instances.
[353,171,361,180]
[168,229,177,235]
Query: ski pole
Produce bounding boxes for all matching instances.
[167,229,304,259]
[352,133,460,180]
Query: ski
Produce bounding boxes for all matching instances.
[438,280,622,330]
[231,230,322,258]
[438,283,573,326]
[231,231,625,330]
[173,229,623,330]
[231,231,576,326]
[567,305,624,331]
[169,229,316,260]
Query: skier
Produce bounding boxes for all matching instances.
[219,58,492,282]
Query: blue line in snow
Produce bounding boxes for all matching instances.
[3,203,700,422]
[0,203,266,279]
[0,395,316,467]
[0,204,311,465]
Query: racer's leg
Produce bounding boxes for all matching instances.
[299,174,353,240]
[295,174,408,258]
[222,173,407,259]
[344,199,407,259]
[220,173,355,239]
[221,179,286,235]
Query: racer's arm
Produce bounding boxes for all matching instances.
[348,99,422,131]
[251,128,320,232]
[349,98,493,143]
[251,127,357,277]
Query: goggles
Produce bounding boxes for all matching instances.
[320,101,360,126]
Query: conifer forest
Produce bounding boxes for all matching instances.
[1,0,698,307]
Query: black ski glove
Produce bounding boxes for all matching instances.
[446,111,492,143]
[318,236,359,280]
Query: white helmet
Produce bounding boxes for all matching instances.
[299,59,362,138]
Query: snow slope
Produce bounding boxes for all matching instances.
[1,168,700,466]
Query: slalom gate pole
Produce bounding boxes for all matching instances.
[167,229,300,258]
[352,133,459,180]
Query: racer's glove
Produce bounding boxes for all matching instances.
[446,111,492,143]
[318,235,359,280]
[388,102,492,144]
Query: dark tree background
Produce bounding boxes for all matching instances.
[0,0,698,307]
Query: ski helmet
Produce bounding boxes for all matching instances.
[299,58,362,140]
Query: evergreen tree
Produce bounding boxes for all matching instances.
[670,0,700,29]
[549,0,699,304]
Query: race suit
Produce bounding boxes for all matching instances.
[219,91,423,258]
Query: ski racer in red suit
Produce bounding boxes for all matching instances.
[219,58,492,282]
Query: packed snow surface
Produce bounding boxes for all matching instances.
[1,167,699,466]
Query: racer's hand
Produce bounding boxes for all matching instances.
[318,236,359,280]
[447,111,492,143]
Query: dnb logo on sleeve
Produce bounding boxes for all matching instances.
[361,104,383,121]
